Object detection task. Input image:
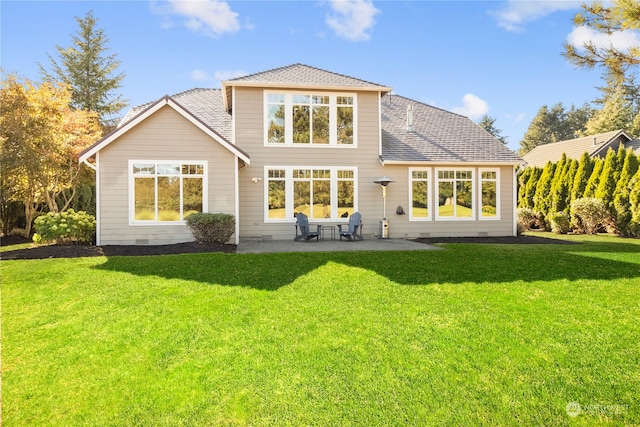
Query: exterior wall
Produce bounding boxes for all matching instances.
[376,164,516,238]
[98,105,237,245]
[235,87,386,240]
[234,86,517,240]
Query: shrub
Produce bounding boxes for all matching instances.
[517,208,539,231]
[185,213,235,244]
[549,211,571,234]
[571,198,608,235]
[33,209,96,245]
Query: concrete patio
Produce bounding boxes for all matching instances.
[236,238,441,254]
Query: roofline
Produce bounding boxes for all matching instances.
[79,96,250,165]
[380,159,524,166]
[590,129,632,157]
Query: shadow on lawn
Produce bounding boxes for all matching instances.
[94,240,640,290]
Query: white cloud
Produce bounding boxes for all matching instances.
[567,25,640,52]
[151,0,240,37]
[189,69,248,86]
[452,94,489,120]
[326,0,380,41]
[493,0,581,32]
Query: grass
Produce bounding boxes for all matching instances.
[3,233,640,426]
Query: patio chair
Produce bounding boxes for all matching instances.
[294,213,321,242]
[338,212,363,241]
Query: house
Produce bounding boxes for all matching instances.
[522,129,640,168]
[79,64,523,245]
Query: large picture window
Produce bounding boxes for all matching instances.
[266,167,356,221]
[436,169,474,219]
[410,169,431,220]
[130,161,206,223]
[265,92,355,146]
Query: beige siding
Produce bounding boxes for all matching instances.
[98,106,237,245]
[234,87,517,240]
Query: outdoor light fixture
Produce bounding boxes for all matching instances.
[251,177,262,183]
[374,176,394,238]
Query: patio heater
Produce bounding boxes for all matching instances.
[373,176,394,239]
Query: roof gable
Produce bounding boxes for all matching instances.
[79,95,250,165]
[222,63,392,110]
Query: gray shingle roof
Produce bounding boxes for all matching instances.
[522,130,631,167]
[381,94,522,164]
[228,63,390,90]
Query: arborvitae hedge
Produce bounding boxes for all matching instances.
[518,147,640,236]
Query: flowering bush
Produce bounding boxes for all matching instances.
[33,209,96,244]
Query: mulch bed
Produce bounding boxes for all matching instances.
[1,236,235,260]
[2,234,576,260]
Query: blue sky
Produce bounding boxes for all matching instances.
[2,0,634,151]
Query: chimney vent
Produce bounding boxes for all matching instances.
[407,104,414,132]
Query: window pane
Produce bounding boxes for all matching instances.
[293,181,310,216]
[292,105,310,144]
[158,164,180,175]
[157,176,180,221]
[313,95,329,104]
[183,178,203,218]
[292,95,310,104]
[482,171,496,180]
[312,180,331,219]
[337,96,353,105]
[269,169,286,179]
[337,180,354,218]
[293,169,311,179]
[134,178,155,220]
[267,105,285,143]
[312,105,329,144]
[438,181,454,217]
[337,106,353,145]
[412,181,429,218]
[268,180,286,219]
[482,180,497,217]
[456,181,473,217]
[133,164,155,175]
[267,94,285,103]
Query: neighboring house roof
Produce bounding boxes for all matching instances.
[221,63,392,110]
[79,92,249,165]
[522,129,632,168]
[380,94,522,164]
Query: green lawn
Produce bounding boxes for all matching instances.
[3,234,640,426]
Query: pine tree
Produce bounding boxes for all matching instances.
[477,114,508,144]
[40,10,127,129]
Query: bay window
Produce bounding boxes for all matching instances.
[265,92,356,146]
[266,167,356,221]
[130,161,206,224]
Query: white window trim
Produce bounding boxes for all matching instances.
[408,167,432,221]
[264,91,357,147]
[128,160,208,226]
[264,166,358,222]
[434,167,476,221]
[479,167,501,220]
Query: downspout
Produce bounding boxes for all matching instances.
[513,165,518,237]
[232,85,240,245]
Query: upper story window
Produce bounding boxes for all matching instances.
[265,92,356,146]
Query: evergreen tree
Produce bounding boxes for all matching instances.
[628,168,640,236]
[518,103,592,155]
[613,150,639,234]
[583,84,637,135]
[584,158,604,197]
[477,114,508,144]
[533,161,557,222]
[40,10,127,129]
[571,152,594,202]
[595,149,619,214]
[549,154,569,213]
